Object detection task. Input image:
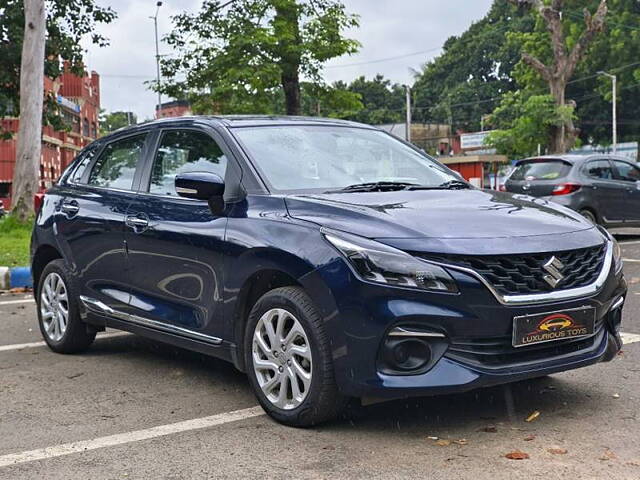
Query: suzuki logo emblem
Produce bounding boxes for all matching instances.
[543,256,565,288]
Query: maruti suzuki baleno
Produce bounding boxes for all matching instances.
[32,116,626,426]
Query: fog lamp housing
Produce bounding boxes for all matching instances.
[378,327,449,376]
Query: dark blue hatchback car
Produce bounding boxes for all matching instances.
[32,116,626,426]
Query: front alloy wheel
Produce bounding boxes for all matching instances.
[252,308,313,410]
[245,287,345,427]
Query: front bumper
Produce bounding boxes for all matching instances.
[310,258,626,399]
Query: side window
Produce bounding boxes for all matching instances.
[88,134,147,190]
[584,160,613,180]
[612,160,640,182]
[149,130,228,196]
[69,146,99,184]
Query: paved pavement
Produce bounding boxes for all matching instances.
[1,237,640,479]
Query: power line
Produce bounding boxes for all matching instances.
[325,47,443,69]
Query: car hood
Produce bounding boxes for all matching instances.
[285,189,605,255]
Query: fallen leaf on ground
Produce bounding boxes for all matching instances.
[548,448,568,455]
[600,448,617,461]
[478,426,497,433]
[453,439,468,446]
[523,434,536,441]
[612,393,620,399]
[525,411,540,422]
[435,439,451,446]
[427,436,439,441]
[322,445,335,450]
[505,451,530,460]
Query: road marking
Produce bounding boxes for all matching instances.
[621,332,640,345]
[0,332,129,353]
[620,240,640,246]
[0,297,34,306]
[0,406,265,468]
[622,258,640,263]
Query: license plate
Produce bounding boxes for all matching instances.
[512,307,596,348]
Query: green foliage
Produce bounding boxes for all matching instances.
[342,75,405,125]
[156,0,359,115]
[0,0,116,134]
[487,93,575,158]
[99,110,137,136]
[0,215,33,267]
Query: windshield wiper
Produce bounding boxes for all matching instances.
[327,181,421,193]
[405,180,471,191]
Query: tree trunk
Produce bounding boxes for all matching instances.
[274,0,302,116]
[12,0,46,222]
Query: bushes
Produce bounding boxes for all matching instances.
[0,216,32,266]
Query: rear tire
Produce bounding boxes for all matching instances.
[37,259,96,353]
[579,209,598,225]
[244,287,346,427]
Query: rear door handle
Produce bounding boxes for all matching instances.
[125,215,149,229]
[61,201,79,216]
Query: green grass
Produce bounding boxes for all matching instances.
[0,215,33,267]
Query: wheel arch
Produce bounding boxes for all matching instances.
[31,244,63,296]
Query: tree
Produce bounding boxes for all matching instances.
[508,0,608,153]
[158,0,359,116]
[1,0,116,220]
[99,110,137,136]
[13,0,46,222]
[344,75,405,125]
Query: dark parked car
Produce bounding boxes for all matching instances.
[504,154,640,226]
[32,117,626,426]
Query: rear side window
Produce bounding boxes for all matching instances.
[509,160,571,181]
[88,134,147,190]
[612,160,640,182]
[148,130,228,196]
[68,145,99,184]
[584,160,614,180]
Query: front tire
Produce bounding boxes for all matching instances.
[579,209,598,225]
[245,287,345,427]
[37,260,95,353]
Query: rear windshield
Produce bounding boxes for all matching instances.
[509,160,571,181]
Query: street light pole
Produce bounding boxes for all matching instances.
[151,1,163,118]
[598,71,617,154]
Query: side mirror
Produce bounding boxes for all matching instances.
[175,172,225,201]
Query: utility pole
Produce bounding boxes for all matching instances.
[405,85,412,143]
[151,1,163,119]
[598,71,617,154]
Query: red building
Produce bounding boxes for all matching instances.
[156,100,192,119]
[0,68,100,208]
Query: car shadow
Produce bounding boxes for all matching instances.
[85,332,608,432]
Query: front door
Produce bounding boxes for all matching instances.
[54,133,149,312]
[123,128,230,342]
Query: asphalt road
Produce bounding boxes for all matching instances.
[1,237,640,479]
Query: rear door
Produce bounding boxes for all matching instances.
[122,127,230,341]
[505,159,572,196]
[610,159,640,224]
[581,158,625,225]
[54,132,150,312]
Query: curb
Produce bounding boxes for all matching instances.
[0,266,33,290]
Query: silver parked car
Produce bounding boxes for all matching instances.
[505,154,640,226]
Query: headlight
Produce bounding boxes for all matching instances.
[323,230,458,293]
[599,227,623,273]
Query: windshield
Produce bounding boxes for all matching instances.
[232,125,459,192]
[510,159,572,181]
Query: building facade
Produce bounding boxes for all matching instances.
[0,69,100,208]
[156,100,192,119]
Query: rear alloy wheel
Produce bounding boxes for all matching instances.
[245,287,345,427]
[579,209,598,225]
[37,260,96,353]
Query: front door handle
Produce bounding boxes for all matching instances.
[61,201,79,216]
[125,215,149,229]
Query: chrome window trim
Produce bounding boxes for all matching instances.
[79,296,223,345]
[426,241,613,306]
[388,327,446,338]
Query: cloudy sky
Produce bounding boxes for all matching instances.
[82,0,494,121]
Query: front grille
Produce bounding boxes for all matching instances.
[446,320,605,370]
[418,244,606,296]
